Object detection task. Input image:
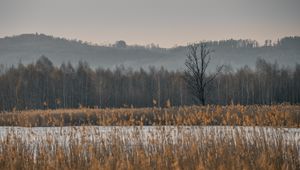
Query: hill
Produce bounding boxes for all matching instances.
[0,33,299,70]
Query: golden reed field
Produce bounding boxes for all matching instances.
[0,104,299,127]
[0,105,299,169]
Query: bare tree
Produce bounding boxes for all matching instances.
[184,43,223,105]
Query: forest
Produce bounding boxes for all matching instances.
[0,56,299,111]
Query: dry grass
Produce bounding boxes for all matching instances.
[0,105,299,127]
[0,126,299,170]
[0,105,299,169]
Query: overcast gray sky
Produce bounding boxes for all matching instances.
[0,0,299,47]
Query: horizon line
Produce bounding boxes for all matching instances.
[1,32,300,49]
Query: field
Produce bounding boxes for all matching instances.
[0,105,299,169]
[0,105,299,127]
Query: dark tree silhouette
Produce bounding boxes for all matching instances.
[184,43,223,105]
[114,40,127,48]
[0,55,299,111]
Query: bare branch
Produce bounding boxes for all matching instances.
[204,65,224,88]
[184,42,223,105]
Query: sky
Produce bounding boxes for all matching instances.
[0,0,299,47]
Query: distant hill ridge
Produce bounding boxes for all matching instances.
[0,33,299,70]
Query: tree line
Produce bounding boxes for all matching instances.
[0,56,299,111]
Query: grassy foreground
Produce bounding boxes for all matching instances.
[0,126,299,170]
[0,105,299,169]
[0,105,299,127]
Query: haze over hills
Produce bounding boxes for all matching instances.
[0,33,299,71]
